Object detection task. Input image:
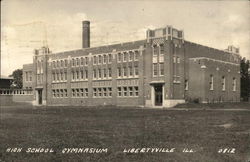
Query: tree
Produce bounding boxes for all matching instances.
[9,69,23,89]
[240,58,250,101]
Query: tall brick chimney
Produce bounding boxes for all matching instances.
[82,21,90,48]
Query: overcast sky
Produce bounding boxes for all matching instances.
[1,0,250,76]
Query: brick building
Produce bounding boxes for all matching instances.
[23,21,241,107]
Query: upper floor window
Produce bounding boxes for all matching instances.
[210,75,214,90]
[103,69,107,78]
[76,58,79,66]
[52,61,55,68]
[118,53,122,62]
[103,55,107,64]
[222,76,226,91]
[233,78,236,91]
[153,45,158,56]
[123,67,127,77]
[72,59,75,66]
[185,80,188,90]
[129,52,134,61]
[57,60,60,68]
[85,57,88,65]
[134,65,139,76]
[64,60,68,67]
[160,44,164,54]
[108,54,112,63]
[93,56,97,65]
[81,57,84,65]
[173,56,176,63]
[153,63,157,76]
[177,57,180,63]
[93,69,97,79]
[108,68,112,78]
[117,67,122,77]
[159,63,164,76]
[123,52,127,62]
[60,60,64,67]
[98,55,102,64]
[134,51,139,61]
[98,69,102,78]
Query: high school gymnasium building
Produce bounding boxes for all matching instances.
[22,21,241,107]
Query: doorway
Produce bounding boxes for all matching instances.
[38,89,42,105]
[154,85,163,106]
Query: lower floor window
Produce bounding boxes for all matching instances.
[117,86,139,97]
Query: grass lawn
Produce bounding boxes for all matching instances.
[0,104,250,162]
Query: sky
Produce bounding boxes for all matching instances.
[1,0,250,76]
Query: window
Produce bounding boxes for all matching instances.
[159,63,164,76]
[185,80,188,90]
[76,89,80,97]
[93,88,97,97]
[123,87,127,96]
[134,87,139,96]
[98,88,102,97]
[26,72,28,81]
[61,72,63,80]
[56,89,60,98]
[123,67,127,77]
[103,69,107,78]
[153,63,158,76]
[85,70,88,79]
[129,52,133,61]
[118,87,122,97]
[177,57,180,63]
[52,90,56,98]
[85,88,88,97]
[64,72,67,80]
[72,59,75,66]
[93,69,97,79]
[53,61,56,68]
[210,75,214,90]
[57,72,60,81]
[134,51,139,60]
[123,52,127,62]
[76,71,79,80]
[129,66,133,77]
[64,60,68,67]
[85,57,88,65]
[29,72,32,81]
[64,89,67,97]
[72,89,75,97]
[76,58,79,66]
[129,87,133,96]
[52,73,55,81]
[93,56,97,65]
[98,55,102,64]
[80,88,84,97]
[118,67,122,77]
[103,88,107,97]
[81,57,84,65]
[60,89,64,98]
[222,76,226,91]
[108,54,112,63]
[173,56,176,63]
[57,60,60,68]
[134,65,139,76]
[98,69,102,78]
[81,70,84,79]
[160,44,164,54]
[108,87,112,97]
[103,55,107,64]
[233,78,236,91]
[108,68,112,78]
[153,45,158,56]
[61,60,64,67]
[118,53,122,62]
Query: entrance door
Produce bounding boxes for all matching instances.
[154,85,163,106]
[38,89,42,105]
